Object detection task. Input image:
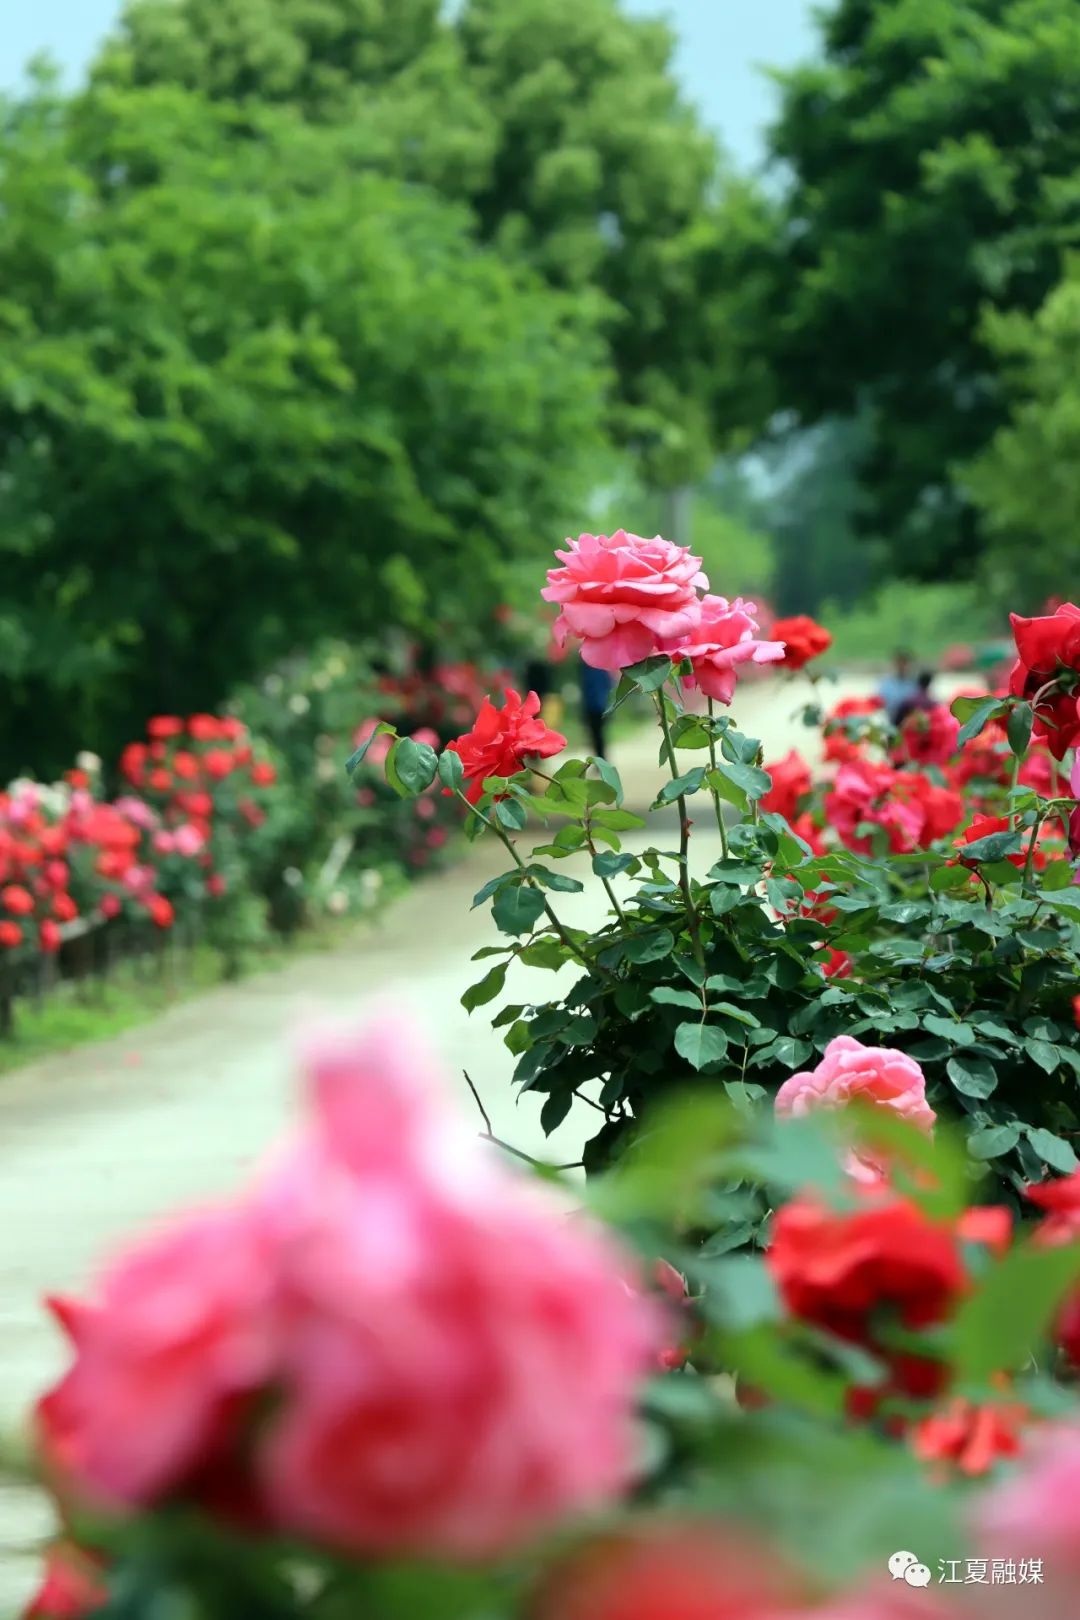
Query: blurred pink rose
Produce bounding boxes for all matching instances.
[543,531,707,673]
[411,727,440,748]
[415,796,436,821]
[665,595,784,703]
[173,823,205,858]
[776,1036,935,1135]
[121,864,155,896]
[977,1422,1080,1616]
[425,826,448,848]
[113,796,158,831]
[38,1015,660,1563]
[37,1207,277,1507]
[151,831,176,856]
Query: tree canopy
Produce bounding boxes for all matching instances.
[769,0,1080,579]
[0,79,607,776]
[97,0,774,485]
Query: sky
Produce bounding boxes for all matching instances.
[1,0,819,168]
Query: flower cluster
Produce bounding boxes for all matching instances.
[542,530,825,694]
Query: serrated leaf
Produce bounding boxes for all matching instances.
[946,1054,998,1099]
[674,1021,730,1070]
[623,655,673,693]
[622,928,675,964]
[593,851,638,878]
[655,767,707,806]
[590,756,624,806]
[968,1123,1020,1160]
[437,749,464,790]
[461,962,507,1012]
[1007,701,1034,758]
[953,695,1004,747]
[527,865,584,893]
[650,986,704,1011]
[492,884,546,936]
[495,797,527,831]
[1027,1039,1060,1075]
[1026,1127,1080,1172]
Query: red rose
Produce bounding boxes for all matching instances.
[892,704,960,768]
[250,762,277,788]
[0,920,23,948]
[1028,1174,1080,1366]
[147,717,184,739]
[63,770,90,791]
[172,750,200,781]
[2,883,34,915]
[767,1196,1010,1408]
[119,743,147,784]
[1008,602,1080,758]
[203,749,235,780]
[770,614,832,671]
[218,717,246,741]
[23,1543,106,1618]
[823,695,884,765]
[147,769,172,794]
[188,714,222,742]
[912,1396,1026,1477]
[206,874,227,898]
[761,749,812,822]
[40,920,62,954]
[53,894,78,924]
[146,895,175,929]
[533,1525,800,1620]
[448,689,566,805]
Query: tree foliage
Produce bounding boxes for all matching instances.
[770,0,1080,579]
[0,79,607,776]
[101,0,778,483]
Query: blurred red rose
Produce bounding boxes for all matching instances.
[147,717,183,739]
[1009,602,1080,758]
[23,1543,106,1618]
[40,920,62,954]
[146,896,174,929]
[0,920,23,948]
[761,750,812,822]
[770,614,832,671]
[2,884,34,915]
[250,762,277,788]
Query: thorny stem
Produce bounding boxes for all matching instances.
[706,697,730,857]
[655,694,705,968]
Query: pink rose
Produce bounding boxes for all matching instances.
[173,823,205,858]
[113,796,158,831]
[38,1015,660,1562]
[37,1207,277,1507]
[977,1422,1080,1616]
[824,760,925,854]
[776,1035,936,1135]
[151,830,176,856]
[665,595,784,703]
[542,531,707,673]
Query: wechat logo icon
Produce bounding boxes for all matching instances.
[889,1551,933,1588]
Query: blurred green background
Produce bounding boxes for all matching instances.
[5,0,1074,778]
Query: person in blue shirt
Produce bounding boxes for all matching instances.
[580,660,615,759]
[877,649,920,726]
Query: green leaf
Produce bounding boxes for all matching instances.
[345,720,397,776]
[492,884,546,936]
[437,749,464,791]
[495,797,527,831]
[1007,701,1034,758]
[461,963,507,1012]
[958,827,1023,864]
[674,1021,730,1070]
[472,871,515,908]
[1027,1039,1060,1075]
[708,758,772,807]
[650,986,703,1011]
[946,1054,998,1099]
[953,695,1004,746]
[592,851,638,878]
[931,864,973,893]
[518,938,571,970]
[655,767,707,806]
[708,860,763,885]
[591,756,624,806]
[1026,1127,1080,1173]
[968,1123,1020,1160]
[923,1014,976,1045]
[953,1238,1080,1381]
[591,808,647,831]
[387,736,439,796]
[622,928,675,964]
[712,1001,762,1028]
[527,865,584,893]
[623,655,673,693]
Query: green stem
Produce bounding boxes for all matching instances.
[1021,811,1046,895]
[706,698,730,858]
[655,694,705,967]
[459,791,609,978]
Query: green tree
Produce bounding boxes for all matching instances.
[770,0,1080,579]
[101,0,777,485]
[966,259,1080,606]
[0,80,608,776]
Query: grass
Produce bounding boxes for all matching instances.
[820,579,1002,667]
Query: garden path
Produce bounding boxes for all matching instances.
[0,674,865,1608]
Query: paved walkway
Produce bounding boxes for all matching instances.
[0,674,863,1606]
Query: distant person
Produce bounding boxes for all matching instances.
[895,670,936,726]
[580,660,615,760]
[525,654,564,734]
[878,650,920,725]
